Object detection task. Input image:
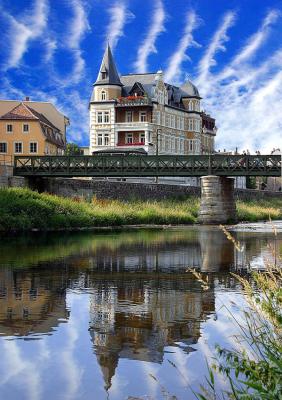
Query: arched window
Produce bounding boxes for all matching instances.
[101,91,106,101]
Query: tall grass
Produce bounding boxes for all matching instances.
[0,188,281,231]
[0,188,198,231]
[196,228,282,400]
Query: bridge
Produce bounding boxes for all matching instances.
[12,154,281,225]
[14,154,281,177]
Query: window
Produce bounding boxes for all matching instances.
[104,134,109,146]
[139,111,147,122]
[101,91,106,101]
[168,114,171,127]
[14,142,22,153]
[97,133,103,146]
[104,112,110,123]
[101,72,107,80]
[30,142,37,153]
[140,133,145,144]
[97,112,103,124]
[23,124,29,133]
[126,111,133,122]
[0,143,7,153]
[6,124,13,133]
[97,111,110,124]
[97,133,110,146]
[126,133,133,144]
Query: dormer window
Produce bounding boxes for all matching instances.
[101,91,106,101]
[101,72,107,80]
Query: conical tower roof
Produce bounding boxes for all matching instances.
[94,44,122,87]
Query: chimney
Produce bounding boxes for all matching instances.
[24,96,30,101]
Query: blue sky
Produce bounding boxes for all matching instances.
[0,0,282,152]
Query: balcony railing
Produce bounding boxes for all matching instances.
[116,96,151,107]
[117,142,145,146]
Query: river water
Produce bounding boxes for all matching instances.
[0,224,281,400]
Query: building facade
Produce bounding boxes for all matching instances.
[0,102,66,162]
[0,98,69,144]
[89,45,216,158]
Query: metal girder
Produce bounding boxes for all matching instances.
[13,154,281,177]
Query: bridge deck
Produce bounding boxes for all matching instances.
[14,154,281,177]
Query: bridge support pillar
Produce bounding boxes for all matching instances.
[198,176,237,224]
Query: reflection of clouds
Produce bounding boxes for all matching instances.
[60,293,85,400]
[0,341,42,400]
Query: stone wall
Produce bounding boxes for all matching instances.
[0,165,28,189]
[42,178,282,201]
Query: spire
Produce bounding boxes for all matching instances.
[94,44,122,86]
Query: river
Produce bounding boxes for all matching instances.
[0,223,281,400]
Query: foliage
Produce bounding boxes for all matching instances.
[237,199,282,222]
[246,176,257,189]
[197,233,282,400]
[65,142,83,155]
[0,188,197,231]
[0,188,281,231]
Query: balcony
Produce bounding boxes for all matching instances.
[116,96,152,107]
[117,142,145,147]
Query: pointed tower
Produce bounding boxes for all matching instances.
[90,44,123,103]
[89,45,123,154]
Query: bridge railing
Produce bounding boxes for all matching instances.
[13,154,281,177]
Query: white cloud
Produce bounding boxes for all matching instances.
[197,11,236,97]
[2,0,49,71]
[105,1,134,51]
[165,10,201,84]
[64,0,90,82]
[134,0,166,73]
[197,10,282,153]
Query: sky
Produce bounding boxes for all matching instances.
[0,0,282,153]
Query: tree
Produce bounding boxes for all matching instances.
[65,143,82,155]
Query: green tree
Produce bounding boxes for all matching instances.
[65,142,82,155]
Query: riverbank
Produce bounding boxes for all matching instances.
[0,187,281,232]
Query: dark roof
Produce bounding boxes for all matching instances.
[94,44,122,87]
[119,73,201,107]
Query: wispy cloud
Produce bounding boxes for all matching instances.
[134,0,166,73]
[1,0,49,71]
[105,1,134,51]
[197,9,282,152]
[64,0,90,82]
[197,11,236,96]
[165,10,201,83]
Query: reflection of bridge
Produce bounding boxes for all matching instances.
[14,154,281,177]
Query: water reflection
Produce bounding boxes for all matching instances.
[0,227,280,399]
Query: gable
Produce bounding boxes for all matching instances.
[129,82,145,96]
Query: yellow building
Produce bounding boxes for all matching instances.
[0,102,66,162]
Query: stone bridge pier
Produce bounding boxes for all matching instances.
[198,176,237,224]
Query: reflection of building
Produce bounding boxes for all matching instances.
[89,280,215,390]
[0,268,69,336]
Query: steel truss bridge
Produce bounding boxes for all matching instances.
[14,154,281,177]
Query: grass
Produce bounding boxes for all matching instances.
[195,229,282,400]
[0,187,281,231]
